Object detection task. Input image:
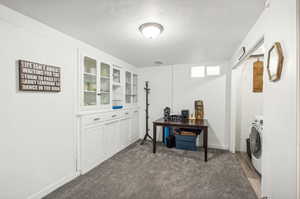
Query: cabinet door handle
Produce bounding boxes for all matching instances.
[105,121,116,125]
[112,114,117,118]
[125,112,129,115]
[94,118,101,121]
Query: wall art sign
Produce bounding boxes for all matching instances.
[19,60,61,92]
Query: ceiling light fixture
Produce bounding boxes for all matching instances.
[139,22,164,39]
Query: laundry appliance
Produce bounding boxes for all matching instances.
[249,116,263,175]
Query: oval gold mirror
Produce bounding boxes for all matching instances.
[267,42,284,82]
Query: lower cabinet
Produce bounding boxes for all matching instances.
[81,123,105,173]
[119,117,131,149]
[131,110,140,142]
[80,109,139,174]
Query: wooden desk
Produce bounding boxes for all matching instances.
[152,118,209,162]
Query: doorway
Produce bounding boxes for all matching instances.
[230,40,265,198]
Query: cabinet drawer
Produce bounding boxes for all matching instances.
[82,112,122,126]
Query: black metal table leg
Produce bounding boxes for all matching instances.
[162,126,165,143]
[203,127,208,162]
[153,124,157,153]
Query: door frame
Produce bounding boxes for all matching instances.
[296,0,300,197]
[229,37,264,153]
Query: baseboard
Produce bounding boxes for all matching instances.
[27,172,80,199]
[208,144,229,150]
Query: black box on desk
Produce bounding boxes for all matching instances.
[175,134,197,151]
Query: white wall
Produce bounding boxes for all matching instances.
[0,5,137,199]
[230,0,298,197]
[138,64,230,150]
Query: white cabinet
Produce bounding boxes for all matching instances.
[125,71,132,104]
[80,52,138,110]
[100,62,111,105]
[80,54,112,110]
[80,109,139,174]
[83,56,97,106]
[131,110,139,141]
[132,74,138,104]
[112,66,123,108]
[81,123,105,173]
[125,72,138,105]
[103,119,119,157]
[119,114,131,148]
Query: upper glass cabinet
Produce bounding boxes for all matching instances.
[80,53,137,110]
[81,55,111,108]
[132,74,138,103]
[100,62,110,105]
[112,67,123,108]
[125,71,132,104]
[83,57,97,106]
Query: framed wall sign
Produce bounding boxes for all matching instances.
[19,60,61,92]
[267,42,284,82]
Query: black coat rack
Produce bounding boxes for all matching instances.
[141,81,152,145]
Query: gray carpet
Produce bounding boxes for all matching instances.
[44,141,257,199]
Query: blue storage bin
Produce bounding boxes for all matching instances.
[175,134,197,151]
[175,135,196,142]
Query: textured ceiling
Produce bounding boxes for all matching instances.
[0,0,265,67]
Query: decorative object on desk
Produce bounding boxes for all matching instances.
[181,110,189,121]
[19,60,61,92]
[195,100,204,120]
[253,60,264,92]
[169,114,182,122]
[189,113,195,120]
[141,81,152,145]
[267,42,284,82]
[163,107,171,121]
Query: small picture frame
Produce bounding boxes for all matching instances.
[267,42,284,82]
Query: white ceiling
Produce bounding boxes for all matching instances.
[0,0,265,67]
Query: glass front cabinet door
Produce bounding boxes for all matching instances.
[125,71,132,104]
[81,55,111,109]
[132,74,138,104]
[112,67,123,108]
[100,62,110,105]
[83,56,97,106]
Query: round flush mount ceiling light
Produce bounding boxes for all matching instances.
[139,22,164,39]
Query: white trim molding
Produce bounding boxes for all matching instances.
[296,0,300,199]
[27,172,80,199]
[297,0,300,197]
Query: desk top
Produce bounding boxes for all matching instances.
[153,118,208,128]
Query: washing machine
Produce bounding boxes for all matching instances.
[249,116,263,175]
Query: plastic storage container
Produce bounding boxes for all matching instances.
[175,134,197,151]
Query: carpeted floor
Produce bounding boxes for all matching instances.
[44,141,257,199]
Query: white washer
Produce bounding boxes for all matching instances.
[249,116,263,175]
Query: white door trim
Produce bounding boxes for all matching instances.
[229,37,264,153]
[296,0,300,197]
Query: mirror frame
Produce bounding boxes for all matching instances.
[267,42,284,82]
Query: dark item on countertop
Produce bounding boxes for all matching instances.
[181,110,189,121]
[163,107,171,121]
